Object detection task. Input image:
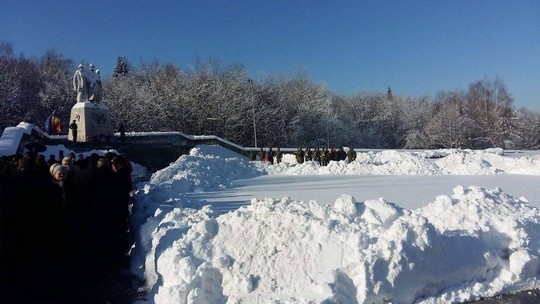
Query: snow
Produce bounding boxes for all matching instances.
[4,122,540,303]
[131,145,540,303]
[0,122,37,157]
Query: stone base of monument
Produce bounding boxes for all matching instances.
[69,101,114,142]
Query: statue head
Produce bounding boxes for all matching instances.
[77,64,84,70]
[89,64,95,71]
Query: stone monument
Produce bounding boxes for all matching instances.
[69,63,114,142]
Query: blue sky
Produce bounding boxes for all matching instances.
[1,0,539,110]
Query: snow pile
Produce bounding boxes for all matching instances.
[472,153,540,175]
[147,145,263,187]
[133,146,265,223]
[132,146,540,303]
[136,188,540,303]
[267,149,540,176]
[348,150,438,175]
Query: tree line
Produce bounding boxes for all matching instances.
[1,42,539,150]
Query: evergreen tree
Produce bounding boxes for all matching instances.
[112,56,129,77]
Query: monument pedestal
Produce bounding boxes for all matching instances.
[69,101,114,142]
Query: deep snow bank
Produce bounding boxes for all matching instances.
[132,146,540,303]
[136,189,540,303]
[131,146,266,253]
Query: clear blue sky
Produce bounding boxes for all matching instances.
[1,0,539,110]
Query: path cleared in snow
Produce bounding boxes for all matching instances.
[184,174,540,213]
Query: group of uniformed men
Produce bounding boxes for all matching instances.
[249,146,357,165]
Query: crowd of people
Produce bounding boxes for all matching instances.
[249,146,357,165]
[0,147,134,298]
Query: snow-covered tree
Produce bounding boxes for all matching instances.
[112,56,130,77]
[466,78,516,148]
[0,42,21,130]
[37,50,74,125]
[424,102,479,148]
[402,96,433,148]
[514,108,540,149]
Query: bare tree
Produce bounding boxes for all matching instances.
[514,108,540,149]
[276,71,330,147]
[466,78,516,148]
[424,102,479,148]
[403,96,434,148]
[0,42,21,130]
[37,50,74,126]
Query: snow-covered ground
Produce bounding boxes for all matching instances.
[4,122,540,303]
[131,145,540,303]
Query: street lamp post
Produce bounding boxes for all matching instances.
[249,79,258,148]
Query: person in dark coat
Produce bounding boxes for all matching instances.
[275,147,283,164]
[0,156,15,270]
[305,147,312,162]
[69,120,78,142]
[49,163,70,240]
[111,157,133,258]
[338,147,347,161]
[266,147,274,164]
[77,157,115,265]
[60,157,82,255]
[74,153,88,170]
[120,153,133,176]
[347,148,357,163]
[258,147,264,161]
[47,154,58,167]
[313,147,321,165]
[76,153,100,245]
[3,156,64,297]
[321,149,329,166]
[35,154,50,180]
[329,147,337,162]
[119,123,126,143]
[296,148,305,164]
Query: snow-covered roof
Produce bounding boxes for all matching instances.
[0,122,50,157]
[0,127,25,157]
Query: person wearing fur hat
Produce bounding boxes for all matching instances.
[51,160,83,274]
[50,163,68,185]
